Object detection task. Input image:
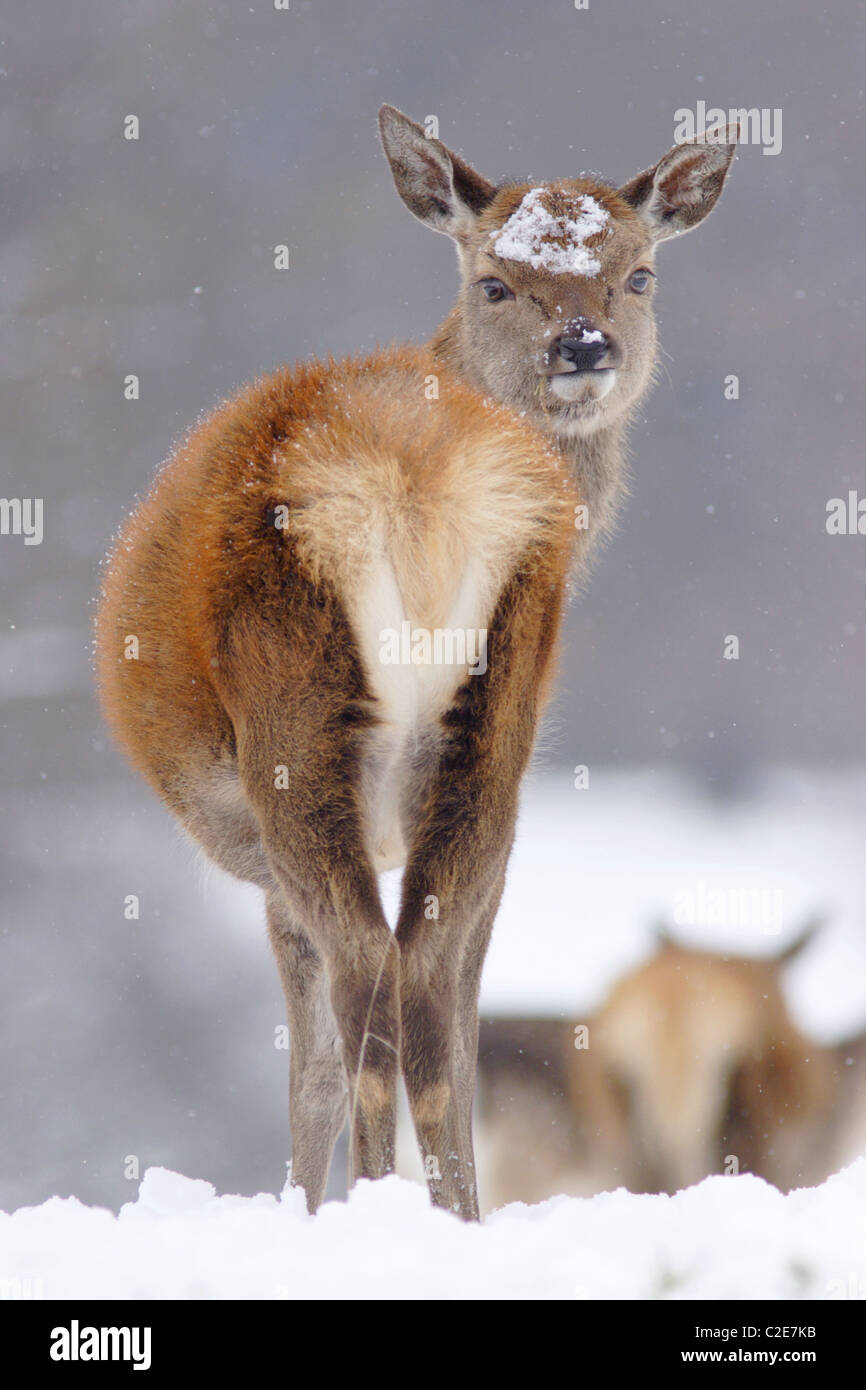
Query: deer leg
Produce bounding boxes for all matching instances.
[397,862,507,1221]
[235,714,401,1201]
[328,917,401,1188]
[267,891,348,1212]
[394,567,566,1219]
[399,950,472,1219]
[266,861,400,1196]
[452,884,503,1176]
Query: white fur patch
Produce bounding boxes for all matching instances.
[352,539,492,873]
[550,368,616,403]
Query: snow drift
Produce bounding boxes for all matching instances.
[2,1161,865,1301]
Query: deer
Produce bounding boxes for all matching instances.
[476,924,839,1209]
[95,106,737,1220]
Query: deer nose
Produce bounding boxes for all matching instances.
[556,332,610,372]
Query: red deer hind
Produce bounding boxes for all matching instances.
[96,107,736,1219]
[477,925,838,1207]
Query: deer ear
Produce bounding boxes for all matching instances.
[652,919,677,951]
[618,126,738,242]
[378,104,496,239]
[775,913,826,966]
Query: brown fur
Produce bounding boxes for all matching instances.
[96,107,737,1219]
[832,1028,866,1169]
[97,346,575,1218]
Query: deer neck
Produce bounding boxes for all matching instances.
[431,309,629,562]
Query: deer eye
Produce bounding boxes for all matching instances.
[627,268,655,294]
[479,277,514,303]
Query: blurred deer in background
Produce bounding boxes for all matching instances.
[478,924,845,1210]
[97,108,736,1219]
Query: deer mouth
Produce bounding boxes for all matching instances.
[548,367,616,404]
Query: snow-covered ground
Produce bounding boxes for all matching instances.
[3,1162,866,1300]
[4,764,866,1295]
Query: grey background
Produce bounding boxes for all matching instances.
[1,0,863,1211]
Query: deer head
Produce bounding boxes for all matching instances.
[379,106,737,446]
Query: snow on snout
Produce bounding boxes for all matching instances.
[492,188,610,277]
